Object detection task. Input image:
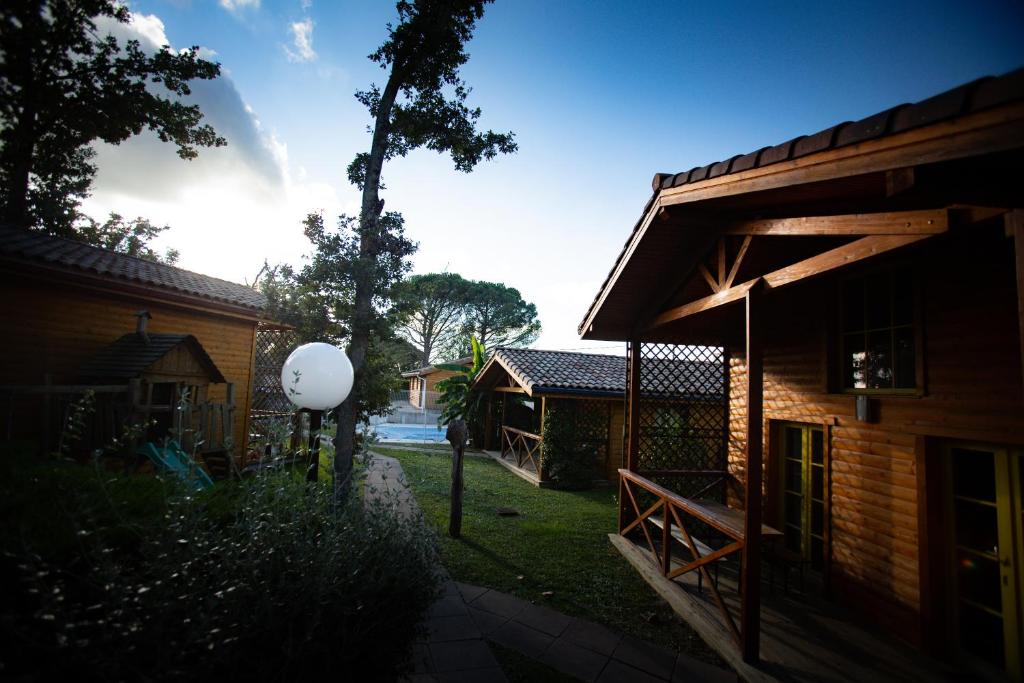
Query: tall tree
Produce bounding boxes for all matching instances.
[74,213,180,264]
[329,0,516,501]
[460,280,541,352]
[0,0,225,233]
[392,272,471,366]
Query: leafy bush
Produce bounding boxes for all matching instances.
[0,456,440,682]
[541,404,596,490]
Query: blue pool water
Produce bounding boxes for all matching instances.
[374,423,447,443]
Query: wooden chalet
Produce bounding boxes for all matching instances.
[0,226,269,469]
[472,348,724,486]
[579,69,1024,680]
[401,356,472,410]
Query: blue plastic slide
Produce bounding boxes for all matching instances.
[137,439,214,490]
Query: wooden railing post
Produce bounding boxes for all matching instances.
[740,281,765,664]
[662,499,671,576]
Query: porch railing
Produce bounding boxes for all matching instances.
[618,468,781,649]
[501,425,543,478]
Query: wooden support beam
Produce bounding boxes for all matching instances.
[724,235,752,289]
[717,238,727,286]
[740,282,764,664]
[626,340,641,472]
[724,208,948,236]
[492,386,528,394]
[649,234,932,330]
[698,263,720,293]
[1010,210,1024,392]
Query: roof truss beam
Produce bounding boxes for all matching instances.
[723,208,949,236]
[649,233,934,330]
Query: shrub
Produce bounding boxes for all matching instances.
[541,404,596,490]
[0,458,441,682]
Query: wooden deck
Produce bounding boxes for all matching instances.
[483,449,554,488]
[610,533,954,683]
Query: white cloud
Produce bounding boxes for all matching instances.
[284,19,317,63]
[219,0,260,11]
[301,0,313,9]
[81,11,349,286]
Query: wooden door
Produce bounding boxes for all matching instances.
[778,423,827,571]
[946,443,1023,679]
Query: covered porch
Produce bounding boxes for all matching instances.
[578,71,1024,678]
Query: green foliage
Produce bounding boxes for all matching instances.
[457,280,541,355]
[259,213,416,423]
[436,336,486,440]
[392,272,472,366]
[0,458,440,681]
[0,0,225,233]
[73,212,180,264]
[393,274,542,365]
[541,402,597,490]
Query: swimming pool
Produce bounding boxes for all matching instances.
[373,422,447,443]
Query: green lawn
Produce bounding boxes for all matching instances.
[384,448,721,662]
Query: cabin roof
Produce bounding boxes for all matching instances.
[578,67,1024,340]
[401,356,473,377]
[0,226,267,313]
[475,347,723,399]
[79,333,227,383]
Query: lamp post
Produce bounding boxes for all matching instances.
[281,343,354,482]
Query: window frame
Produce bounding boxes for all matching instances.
[835,262,926,397]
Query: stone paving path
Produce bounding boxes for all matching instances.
[364,453,736,683]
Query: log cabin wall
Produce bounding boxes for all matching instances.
[0,275,260,456]
[724,224,1024,650]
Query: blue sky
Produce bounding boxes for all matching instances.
[84,0,1024,355]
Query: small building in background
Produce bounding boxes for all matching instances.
[401,356,473,410]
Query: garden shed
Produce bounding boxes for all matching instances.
[0,226,269,468]
[472,348,725,487]
[579,68,1024,679]
[401,356,472,410]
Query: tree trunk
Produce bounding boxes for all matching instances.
[446,419,467,538]
[332,72,403,506]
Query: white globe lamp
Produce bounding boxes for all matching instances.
[280,343,353,483]
[280,342,354,411]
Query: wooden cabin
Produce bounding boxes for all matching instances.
[578,69,1024,680]
[473,348,725,486]
[401,356,472,409]
[0,226,268,467]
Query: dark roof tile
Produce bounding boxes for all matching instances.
[759,136,804,166]
[0,226,266,311]
[79,333,226,382]
[484,348,723,399]
[971,70,1024,111]
[689,164,712,183]
[731,148,766,173]
[890,80,978,133]
[793,123,848,158]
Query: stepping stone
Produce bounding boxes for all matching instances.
[428,594,469,618]
[597,659,666,683]
[437,667,508,683]
[540,637,609,682]
[514,602,572,637]
[612,635,677,680]
[562,618,622,656]
[427,614,480,643]
[467,605,508,635]
[429,640,498,672]
[672,653,737,683]
[455,582,488,603]
[470,589,529,619]
[488,619,554,659]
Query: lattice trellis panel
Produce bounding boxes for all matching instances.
[630,342,728,499]
[562,398,611,471]
[249,325,299,442]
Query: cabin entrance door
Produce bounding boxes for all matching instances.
[777,423,826,572]
[946,443,1023,679]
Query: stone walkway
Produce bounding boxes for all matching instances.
[364,453,736,683]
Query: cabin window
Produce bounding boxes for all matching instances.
[840,269,916,391]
